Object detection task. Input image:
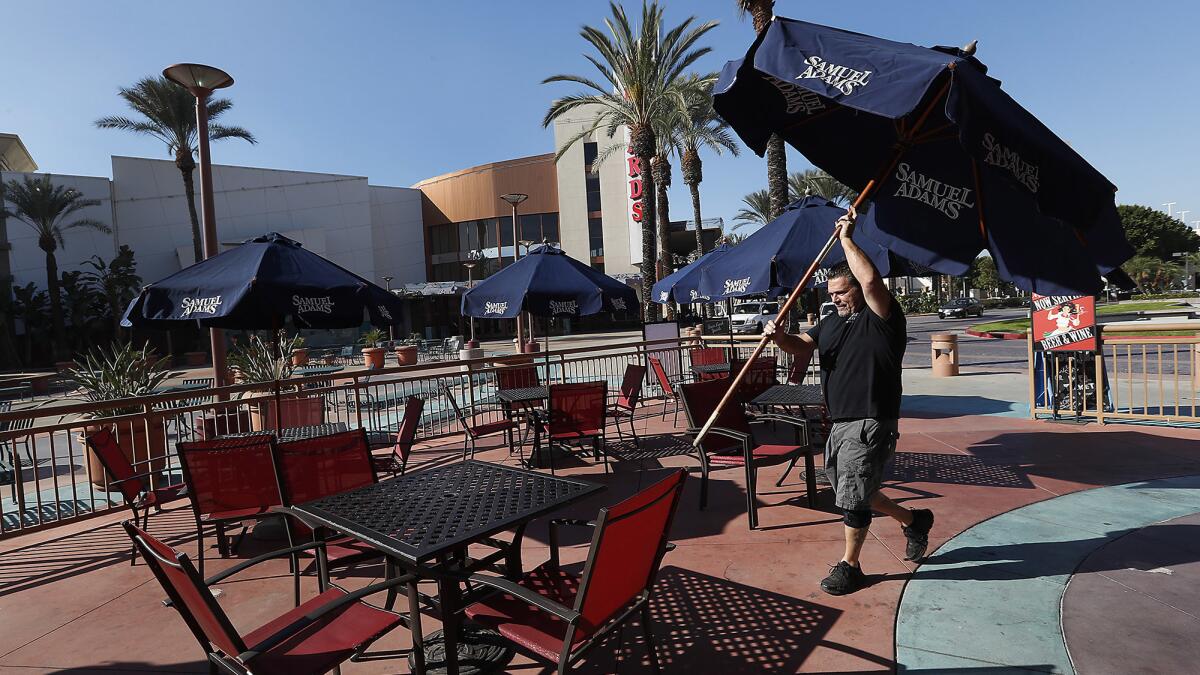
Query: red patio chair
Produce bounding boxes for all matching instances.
[606,363,646,445]
[273,429,389,604]
[678,377,817,528]
[124,521,415,675]
[462,468,686,674]
[497,364,540,390]
[442,385,518,460]
[371,396,424,477]
[536,381,608,474]
[648,356,686,427]
[730,355,778,403]
[690,346,729,381]
[176,435,283,578]
[85,428,186,565]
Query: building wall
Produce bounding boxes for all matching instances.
[0,170,116,292]
[369,185,426,287]
[414,155,557,225]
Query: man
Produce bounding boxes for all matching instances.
[765,207,933,595]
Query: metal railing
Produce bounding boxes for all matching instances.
[1029,323,1200,424]
[0,335,804,538]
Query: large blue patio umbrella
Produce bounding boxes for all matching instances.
[122,232,405,330]
[461,244,639,320]
[713,17,1133,296]
[651,243,733,305]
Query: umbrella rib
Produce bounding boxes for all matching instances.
[970,158,988,243]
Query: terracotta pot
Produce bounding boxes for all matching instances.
[523,341,541,354]
[395,345,418,366]
[184,351,207,367]
[362,347,386,369]
[290,348,310,367]
[54,360,75,373]
[84,417,168,487]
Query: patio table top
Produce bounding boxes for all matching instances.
[750,384,825,407]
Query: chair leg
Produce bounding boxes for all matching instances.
[641,604,662,674]
[699,454,710,510]
[804,452,817,508]
[746,464,758,530]
[384,558,398,610]
[672,397,680,427]
[407,579,426,673]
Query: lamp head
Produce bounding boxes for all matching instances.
[163,63,233,97]
[499,193,528,206]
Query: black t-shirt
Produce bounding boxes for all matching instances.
[806,297,906,421]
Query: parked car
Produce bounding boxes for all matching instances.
[819,301,837,320]
[729,300,780,334]
[938,297,984,319]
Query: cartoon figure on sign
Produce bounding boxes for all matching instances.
[1045,301,1084,338]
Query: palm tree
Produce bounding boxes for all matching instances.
[672,75,739,258]
[543,1,717,322]
[2,175,111,359]
[11,283,48,365]
[96,76,256,264]
[736,0,787,218]
[81,245,142,340]
[650,148,675,318]
[733,189,773,230]
[788,169,858,206]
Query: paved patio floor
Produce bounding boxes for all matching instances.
[3,387,1200,673]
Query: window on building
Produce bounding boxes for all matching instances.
[583,142,598,167]
[591,262,605,274]
[431,262,461,282]
[585,173,602,213]
[542,213,559,243]
[498,216,514,247]
[588,217,605,258]
[430,223,458,255]
[520,214,541,243]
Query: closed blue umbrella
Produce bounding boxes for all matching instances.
[122,232,405,329]
[713,17,1133,295]
[651,243,733,305]
[461,245,639,320]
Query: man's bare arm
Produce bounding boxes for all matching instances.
[839,208,892,320]
[764,319,817,365]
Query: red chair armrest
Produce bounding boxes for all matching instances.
[461,573,581,623]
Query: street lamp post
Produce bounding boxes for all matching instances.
[381,276,395,340]
[463,261,478,347]
[163,63,234,388]
[499,193,528,351]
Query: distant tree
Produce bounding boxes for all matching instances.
[733,189,773,230]
[81,245,142,340]
[672,76,739,257]
[1118,204,1200,261]
[2,175,111,360]
[1123,255,1183,293]
[735,0,787,218]
[11,283,48,365]
[968,255,1003,296]
[788,169,858,206]
[96,76,256,264]
[59,271,97,356]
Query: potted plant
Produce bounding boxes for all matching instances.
[70,341,172,487]
[289,335,309,366]
[360,328,387,369]
[229,332,324,431]
[395,333,418,366]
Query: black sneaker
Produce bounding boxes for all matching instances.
[820,561,866,595]
[903,509,934,561]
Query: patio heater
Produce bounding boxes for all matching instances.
[499,193,531,352]
[163,62,234,388]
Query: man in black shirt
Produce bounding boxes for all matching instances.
[766,207,934,595]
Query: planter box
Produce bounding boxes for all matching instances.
[291,348,310,367]
[183,351,208,367]
[251,396,325,432]
[362,347,386,369]
[85,417,168,488]
[395,345,418,366]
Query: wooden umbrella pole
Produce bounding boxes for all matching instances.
[692,74,954,446]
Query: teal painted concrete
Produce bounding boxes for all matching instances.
[895,474,1200,674]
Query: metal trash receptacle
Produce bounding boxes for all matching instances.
[931,332,959,377]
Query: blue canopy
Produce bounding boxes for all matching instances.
[122,232,405,329]
[461,245,639,319]
[651,243,733,305]
[697,197,896,299]
[713,17,1134,295]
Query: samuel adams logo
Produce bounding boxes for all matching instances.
[484,301,508,315]
[893,163,976,220]
[658,291,669,303]
[293,295,335,314]
[982,133,1039,193]
[377,306,393,321]
[796,56,872,96]
[549,300,578,315]
[610,298,627,311]
[180,296,222,317]
[722,277,752,295]
[766,75,826,115]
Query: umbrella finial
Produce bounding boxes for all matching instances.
[961,39,978,57]
[803,186,812,197]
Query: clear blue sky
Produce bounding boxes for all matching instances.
[3,1,1197,231]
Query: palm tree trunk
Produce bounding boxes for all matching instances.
[767,134,788,219]
[177,157,204,265]
[689,181,705,256]
[44,249,67,360]
[655,177,674,320]
[640,155,658,323]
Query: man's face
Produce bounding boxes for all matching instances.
[827,276,864,317]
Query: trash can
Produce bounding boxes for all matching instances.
[931,333,959,377]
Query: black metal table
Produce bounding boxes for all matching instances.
[691,363,731,376]
[220,421,349,441]
[749,384,825,407]
[292,365,345,377]
[494,386,548,405]
[292,460,603,675]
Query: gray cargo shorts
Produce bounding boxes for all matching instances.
[825,418,899,511]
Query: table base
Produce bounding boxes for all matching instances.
[799,468,831,485]
[409,626,514,675]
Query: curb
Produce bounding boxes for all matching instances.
[964,328,1027,340]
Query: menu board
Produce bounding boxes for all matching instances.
[1031,294,1097,352]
